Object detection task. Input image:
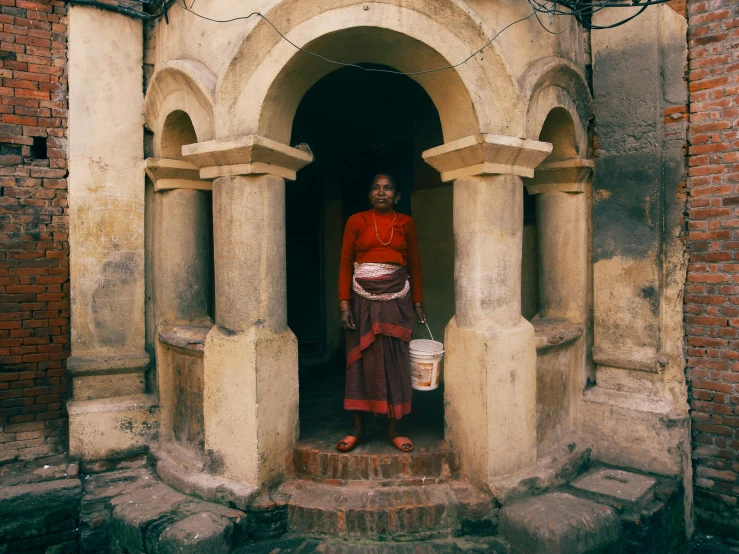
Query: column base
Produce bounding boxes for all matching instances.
[203,325,298,488]
[68,394,159,461]
[67,353,148,401]
[582,386,689,476]
[444,317,537,487]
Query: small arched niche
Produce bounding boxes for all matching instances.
[160,110,198,160]
[525,105,591,458]
[538,107,578,163]
[522,106,582,321]
[152,108,215,462]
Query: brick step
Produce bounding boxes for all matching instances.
[279,479,496,540]
[293,439,460,485]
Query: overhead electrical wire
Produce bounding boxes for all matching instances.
[67,0,672,75]
[171,0,539,76]
[166,0,670,76]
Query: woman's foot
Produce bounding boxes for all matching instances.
[389,436,413,452]
[337,412,366,452]
[388,419,413,452]
[336,434,364,452]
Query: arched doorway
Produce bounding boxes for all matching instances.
[286,65,450,443]
[190,1,545,487]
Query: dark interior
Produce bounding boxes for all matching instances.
[286,64,445,442]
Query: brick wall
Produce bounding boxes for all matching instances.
[0,0,69,469]
[685,0,739,535]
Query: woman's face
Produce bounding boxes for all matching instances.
[369,176,399,213]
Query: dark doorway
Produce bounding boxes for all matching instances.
[286,64,446,440]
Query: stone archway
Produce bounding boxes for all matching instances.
[519,60,594,458]
[216,0,521,143]
[181,2,554,489]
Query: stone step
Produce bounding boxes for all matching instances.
[497,466,687,554]
[499,492,623,554]
[566,466,686,553]
[81,467,263,554]
[280,479,495,540]
[568,467,656,511]
[237,534,512,553]
[293,439,460,485]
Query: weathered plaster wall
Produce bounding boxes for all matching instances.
[66,6,159,462]
[465,0,587,80]
[68,6,145,358]
[585,6,689,478]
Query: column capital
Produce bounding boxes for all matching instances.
[525,158,594,195]
[145,158,212,192]
[422,134,553,182]
[182,135,313,181]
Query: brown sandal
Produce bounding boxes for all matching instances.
[390,436,413,452]
[337,435,364,452]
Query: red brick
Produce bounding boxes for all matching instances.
[0,2,68,462]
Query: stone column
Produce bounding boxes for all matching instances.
[145,158,212,444]
[145,158,213,325]
[525,159,593,323]
[423,134,552,485]
[184,136,312,487]
[67,6,156,461]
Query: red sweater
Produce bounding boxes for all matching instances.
[339,209,423,304]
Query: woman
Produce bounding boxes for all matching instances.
[337,173,426,453]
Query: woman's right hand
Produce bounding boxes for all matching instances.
[341,309,356,330]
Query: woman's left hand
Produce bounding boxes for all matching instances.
[414,305,427,324]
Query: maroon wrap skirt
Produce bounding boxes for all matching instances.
[344,268,414,419]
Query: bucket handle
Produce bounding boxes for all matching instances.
[414,321,434,342]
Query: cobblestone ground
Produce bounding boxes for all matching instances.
[686,533,739,553]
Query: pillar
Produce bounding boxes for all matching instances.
[145,158,212,444]
[423,134,552,485]
[67,6,156,460]
[525,159,593,323]
[145,158,213,325]
[183,135,312,487]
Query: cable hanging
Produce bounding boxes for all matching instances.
[98,0,671,74]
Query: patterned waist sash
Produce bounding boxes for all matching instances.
[352,262,410,301]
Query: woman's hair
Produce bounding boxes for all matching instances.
[369,173,397,194]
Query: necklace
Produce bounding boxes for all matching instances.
[373,210,396,246]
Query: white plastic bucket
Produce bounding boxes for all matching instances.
[410,322,444,391]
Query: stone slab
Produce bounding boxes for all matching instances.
[0,478,82,517]
[156,457,259,511]
[499,492,621,554]
[68,394,159,461]
[571,467,656,504]
[155,511,232,554]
